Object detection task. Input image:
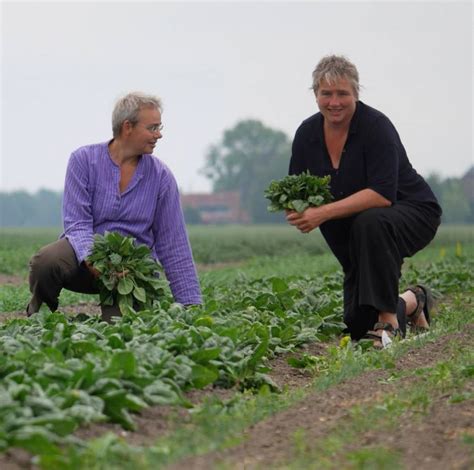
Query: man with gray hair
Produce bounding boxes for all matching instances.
[27,92,202,319]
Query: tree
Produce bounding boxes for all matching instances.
[441,179,471,223]
[201,120,291,223]
[0,189,62,227]
[425,173,443,203]
[426,172,472,223]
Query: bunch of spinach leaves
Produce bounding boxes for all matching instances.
[87,232,168,314]
[265,171,333,213]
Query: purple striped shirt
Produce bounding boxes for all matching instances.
[61,141,202,305]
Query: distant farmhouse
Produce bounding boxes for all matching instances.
[181,191,250,224]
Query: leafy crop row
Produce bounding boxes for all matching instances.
[0,253,472,461]
[0,273,344,456]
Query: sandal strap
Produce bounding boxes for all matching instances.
[369,322,403,339]
[363,322,403,349]
[373,322,396,332]
[406,285,426,325]
[364,331,383,340]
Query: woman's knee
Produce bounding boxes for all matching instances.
[349,208,397,258]
[353,208,387,230]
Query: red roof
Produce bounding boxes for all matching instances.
[181,191,250,223]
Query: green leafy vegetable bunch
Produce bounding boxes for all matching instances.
[264,171,333,213]
[87,231,168,313]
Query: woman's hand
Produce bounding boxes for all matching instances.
[286,189,391,233]
[286,206,329,233]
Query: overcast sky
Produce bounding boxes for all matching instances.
[1,0,472,194]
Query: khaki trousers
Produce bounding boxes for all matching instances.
[28,238,120,321]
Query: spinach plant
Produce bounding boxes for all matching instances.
[264,171,333,213]
[87,232,168,313]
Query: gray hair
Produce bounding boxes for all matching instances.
[112,92,163,137]
[311,55,360,99]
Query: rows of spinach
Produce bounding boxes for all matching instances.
[1,256,472,458]
[0,272,344,455]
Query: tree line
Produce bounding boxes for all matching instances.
[1,120,472,226]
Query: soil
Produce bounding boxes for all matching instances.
[170,328,474,470]
[0,302,103,323]
[0,274,26,286]
[1,327,472,470]
[73,342,329,447]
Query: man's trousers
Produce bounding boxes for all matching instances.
[27,238,120,320]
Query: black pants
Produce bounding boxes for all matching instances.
[331,202,441,340]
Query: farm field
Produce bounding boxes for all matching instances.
[0,225,473,469]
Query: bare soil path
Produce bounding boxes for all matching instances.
[0,274,26,286]
[168,328,474,470]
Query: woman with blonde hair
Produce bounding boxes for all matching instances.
[287,55,441,347]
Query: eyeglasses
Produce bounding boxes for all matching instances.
[137,123,163,133]
[145,123,163,133]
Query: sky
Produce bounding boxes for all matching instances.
[1,0,472,194]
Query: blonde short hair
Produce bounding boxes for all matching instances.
[312,55,360,99]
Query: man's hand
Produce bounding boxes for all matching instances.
[84,260,101,279]
[286,206,329,233]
